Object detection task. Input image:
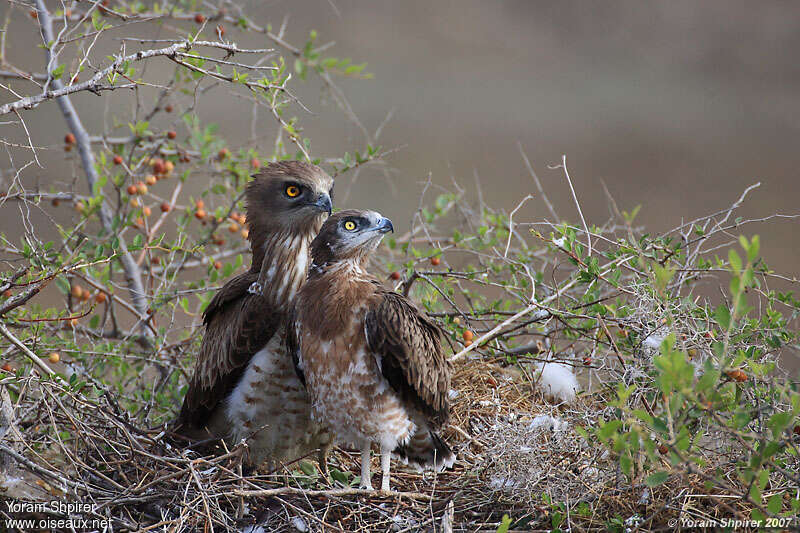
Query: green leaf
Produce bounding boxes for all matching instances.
[713,305,731,330]
[645,471,669,487]
[767,411,792,438]
[496,514,512,533]
[746,235,760,263]
[298,461,315,476]
[728,249,742,272]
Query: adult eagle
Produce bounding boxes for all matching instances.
[177,161,334,471]
[288,210,455,491]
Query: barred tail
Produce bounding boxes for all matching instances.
[393,429,455,472]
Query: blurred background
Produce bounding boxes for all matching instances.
[2,0,799,276]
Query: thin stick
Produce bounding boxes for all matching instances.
[550,155,591,257]
[235,487,432,501]
[518,142,558,221]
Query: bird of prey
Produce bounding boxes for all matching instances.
[177,161,334,470]
[288,210,455,491]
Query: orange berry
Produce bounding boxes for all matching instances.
[64,133,76,144]
[583,357,592,366]
[164,160,174,174]
[113,155,123,165]
[145,175,157,186]
[152,159,166,175]
[726,370,748,382]
[462,330,474,342]
[250,158,260,169]
[74,201,85,214]
[216,24,225,36]
[195,199,205,210]
[240,228,249,239]
[51,198,60,207]
[164,104,173,113]
[80,289,91,302]
[218,148,229,160]
[453,317,461,326]
[2,290,12,299]
[658,444,669,455]
[48,352,60,364]
[464,340,473,347]
[95,292,107,304]
[135,217,144,228]
[151,256,160,265]
[136,182,148,195]
[1,363,13,372]
[129,198,140,208]
[194,13,206,23]
[213,236,225,246]
[228,222,240,233]
[167,130,177,140]
[160,202,171,213]
[71,285,83,299]
[126,184,138,195]
[68,318,78,329]
[30,10,38,19]
[390,271,401,280]
[195,209,207,220]
[430,256,441,266]
[213,261,222,270]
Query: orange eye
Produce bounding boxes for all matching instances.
[286,185,301,197]
[344,220,356,231]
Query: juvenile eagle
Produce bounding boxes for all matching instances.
[177,161,334,470]
[288,210,455,491]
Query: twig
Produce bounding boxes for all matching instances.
[235,487,433,501]
[550,155,591,257]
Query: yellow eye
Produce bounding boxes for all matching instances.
[286,185,301,197]
[344,220,356,231]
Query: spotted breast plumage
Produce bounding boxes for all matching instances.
[176,161,334,470]
[288,210,455,491]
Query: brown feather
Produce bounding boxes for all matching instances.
[365,290,451,427]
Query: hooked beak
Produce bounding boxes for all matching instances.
[310,193,332,215]
[376,217,394,234]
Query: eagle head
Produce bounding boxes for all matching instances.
[310,209,394,269]
[246,161,334,239]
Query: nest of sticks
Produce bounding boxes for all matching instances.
[0,352,775,533]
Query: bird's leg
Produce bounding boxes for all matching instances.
[359,442,373,490]
[380,444,391,492]
[318,441,332,477]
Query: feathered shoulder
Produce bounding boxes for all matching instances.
[365,288,451,427]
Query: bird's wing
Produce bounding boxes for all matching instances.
[364,290,451,427]
[178,271,281,428]
[284,305,305,386]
